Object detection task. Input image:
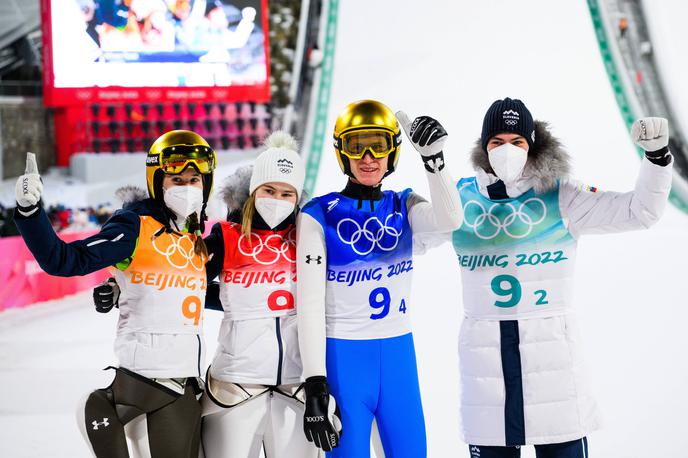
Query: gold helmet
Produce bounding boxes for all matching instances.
[146,130,216,204]
[333,100,402,178]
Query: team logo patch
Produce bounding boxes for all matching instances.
[92,418,110,430]
[277,158,294,174]
[503,109,520,126]
[305,255,322,264]
[327,198,340,212]
[336,213,403,256]
[463,197,547,240]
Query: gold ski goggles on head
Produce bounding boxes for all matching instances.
[336,129,400,159]
[147,145,216,174]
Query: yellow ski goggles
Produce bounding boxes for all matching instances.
[147,145,216,175]
[337,129,401,159]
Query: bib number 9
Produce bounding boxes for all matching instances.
[369,287,391,320]
[182,296,202,326]
[490,275,549,308]
[369,287,407,320]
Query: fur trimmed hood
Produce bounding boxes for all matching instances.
[220,164,253,214]
[470,120,571,193]
[113,185,168,223]
[116,185,148,207]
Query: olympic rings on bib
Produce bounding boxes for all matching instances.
[463,197,547,240]
[151,233,205,271]
[237,228,296,265]
[336,212,404,256]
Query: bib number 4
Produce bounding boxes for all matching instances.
[491,274,549,308]
[369,287,407,320]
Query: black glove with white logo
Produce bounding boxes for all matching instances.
[303,376,342,451]
[396,111,448,173]
[93,277,120,313]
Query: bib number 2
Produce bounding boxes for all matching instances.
[491,275,549,308]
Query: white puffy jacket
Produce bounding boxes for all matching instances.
[453,123,673,446]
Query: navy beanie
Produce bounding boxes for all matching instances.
[480,98,535,152]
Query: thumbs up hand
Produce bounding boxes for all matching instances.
[396,111,448,157]
[397,111,448,173]
[15,153,43,208]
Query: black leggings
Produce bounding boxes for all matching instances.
[469,438,588,458]
[84,367,202,458]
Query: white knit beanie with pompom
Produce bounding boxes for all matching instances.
[249,131,305,197]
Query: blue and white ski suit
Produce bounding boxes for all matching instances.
[296,165,462,457]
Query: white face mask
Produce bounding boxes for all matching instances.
[255,197,295,229]
[163,185,204,220]
[488,143,528,183]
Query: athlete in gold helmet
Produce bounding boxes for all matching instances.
[296,100,463,456]
[146,130,216,233]
[333,99,403,179]
[13,130,217,457]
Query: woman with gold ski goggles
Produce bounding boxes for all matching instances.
[153,144,216,175]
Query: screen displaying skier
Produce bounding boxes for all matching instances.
[46,0,267,90]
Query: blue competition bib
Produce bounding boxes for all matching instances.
[302,189,415,339]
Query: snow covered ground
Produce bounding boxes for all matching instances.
[2,1,688,457]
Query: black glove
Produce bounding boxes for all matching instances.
[303,376,342,451]
[396,112,448,173]
[93,277,120,313]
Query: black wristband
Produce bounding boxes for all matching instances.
[422,151,445,173]
[15,201,40,217]
[644,146,671,166]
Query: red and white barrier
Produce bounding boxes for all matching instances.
[0,231,110,312]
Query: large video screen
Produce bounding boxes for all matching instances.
[42,0,270,105]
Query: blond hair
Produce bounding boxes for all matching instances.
[241,193,257,240]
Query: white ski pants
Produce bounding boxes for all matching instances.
[201,383,320,458]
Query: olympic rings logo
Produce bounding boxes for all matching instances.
[238,228,296,265]
[152,233,204,271]
[463,198,547,240]
[336,213,404,256]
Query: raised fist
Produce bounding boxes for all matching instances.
[631,117,668,152]
[93,278,120,313]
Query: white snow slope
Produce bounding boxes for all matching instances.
[2,1,688,457]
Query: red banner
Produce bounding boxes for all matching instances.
[0,231,110,312]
